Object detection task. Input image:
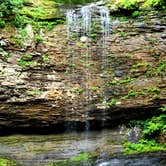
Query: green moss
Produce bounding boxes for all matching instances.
[20,0,63,20]
[124,139,166,154]
[10,29,28,48]
[70,88,84,94]
[89,86,98,92]
[147,87,160,93]
[26,90,42,96]
[157,62,166,76]
[121,90,145,100]
[0,157,17,166]
[106,0,166,13]
[35,35,44,43]
[0,20,5,27]
[71,153,90,162]
[18,60,35,66]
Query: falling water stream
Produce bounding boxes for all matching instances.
[66,3,110,131]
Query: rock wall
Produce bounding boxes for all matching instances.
[0,10,165,132]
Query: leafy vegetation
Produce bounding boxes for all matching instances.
[10,29,28,48]
[124,107,166,154]
[157,62,166,76]
[54,0,98,4]
[0,0,23,27]
[121,90,145,100]
[71,88,84,94]
[71,152,90,162]
[106,0,166,13]
[124,139,166,154]
[0,157,17,166]
[26,90,42,96]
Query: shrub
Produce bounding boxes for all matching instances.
[0,0,23,17]
[14,14,27,28]
[0,20,5,27]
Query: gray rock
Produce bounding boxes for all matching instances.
[0,40,7,46]
[136,22,147,28]
[112,20,120,26]
[115,70,123,77]
[161,34,166,39]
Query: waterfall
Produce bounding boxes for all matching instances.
[66,3,110,131]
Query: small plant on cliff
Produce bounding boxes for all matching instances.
[10,29,28,48]
[89,86,98,92]
[124,110,166,154]
[35,35,44,43]
[0,0,23,27]
[157,62,166,76]
[0,157,17,166]
[121,90,145,100]
[71,153,90,162]
[160,106,166,112]
[124,139,166,154]
[40,54,50,63]
[70,88,84,94]
[26,90,42,96]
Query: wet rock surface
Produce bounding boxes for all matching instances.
[96,152,166,166]
[0,128,127,166]
[0,11,166,131]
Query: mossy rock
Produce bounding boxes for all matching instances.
[20,0,64,20]
[0,157,18,166]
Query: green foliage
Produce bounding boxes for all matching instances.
[10,29,28,48]
[21,54,33,61]
[146,65,155,77]
[143,114,166,137]
[107,0,166,12]
[0,20,5,27]
[54,0,98,4]
[132,10,139,17]
[32,21,65,32]
[18,53,35,67]
[0,157,17,166]
[157,62,166,76]
[2,53,12,60]
[119,77,136,84]
[108,98,117,106]
[160,106,166,112]
[26,90,42,96]
[124,112,166,154]
[152,93,160,100]
[130,113,166,138]
[147,87,160,93]
[119,31,127,37]
[131,62,147,72]
[121,90,145,100]
[0,47,3,52]
[18,60,34,66]
[0,0,23,27]
[71,153,89,162]
[107,77,135,87]
[71,88,83,94]
[0,0,23,17]
[35,35,44,43]
[142,0,166,9]
[116,0,139,10]
[101,98,117,107]
[14,14,27,28]
[88,86,98,92]
[124,139,166,154]
[40,54,50,63]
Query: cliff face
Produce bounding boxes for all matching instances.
[0,8,165,132]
